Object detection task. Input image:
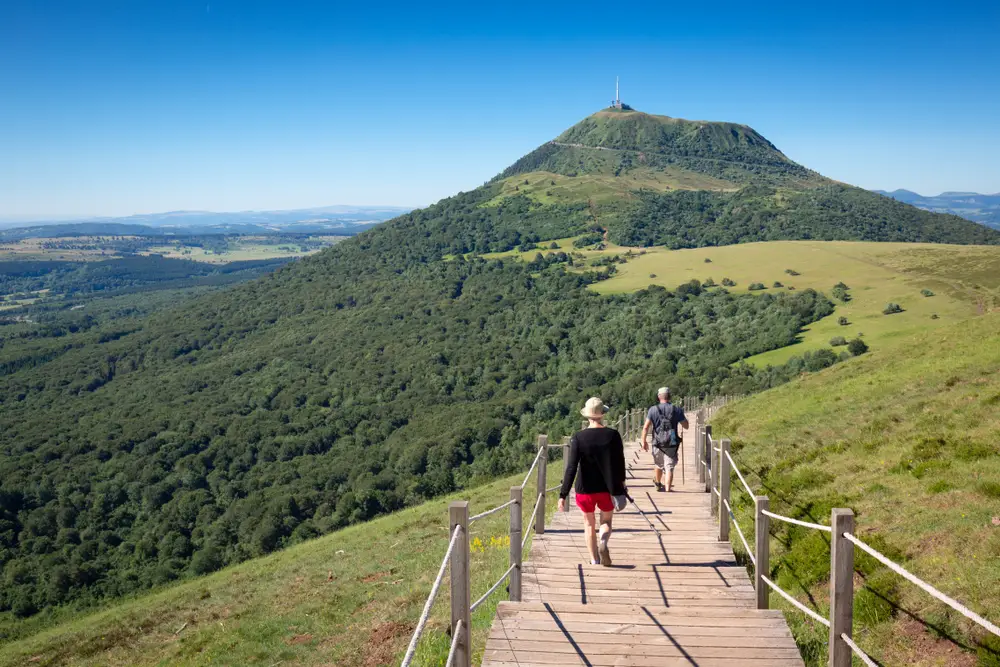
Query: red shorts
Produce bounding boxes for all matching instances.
[575,492,614,513]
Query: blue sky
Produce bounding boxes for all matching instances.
[2,1,998,218]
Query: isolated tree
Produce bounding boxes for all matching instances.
[848,337,869,356]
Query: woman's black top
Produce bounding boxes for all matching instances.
[559,427,626,499]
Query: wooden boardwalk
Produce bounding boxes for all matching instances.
[482,415,804,666]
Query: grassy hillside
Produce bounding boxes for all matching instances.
[711,313,1000,666]
[591,240,1000,366]
[0,460,561,667]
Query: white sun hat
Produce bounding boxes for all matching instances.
[657,387,670,396]
[580,397,609,419]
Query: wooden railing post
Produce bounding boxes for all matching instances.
[755,496,769,609]
[535,435,547,535]
[449,501,471,667]
[704,424,713,494]
[697,425,706,485]
[719,439,731,541]
[508,486,522,602]
[829,509,855,667]
[710,432,719,516]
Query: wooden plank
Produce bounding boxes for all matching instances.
[489,627,796,643]
[484,640,803,659]
[481,650,804,667]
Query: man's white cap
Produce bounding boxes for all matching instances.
[657,386,670,396]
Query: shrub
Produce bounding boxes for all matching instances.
[930,313,939,319]
[882,303,903,315]
[703,277,716,287]
[549,241,559,249]
[721,277,736,287]
[829,336,847,347]
[921,289,934,297]
[831,285,851,302]
[572,232,603,249]
[519,241,537,252]
[772,281,784,288]
[834,281,850,290]
[748,282,766,291]
[704,258,712,263]
[785,269,800,276]
[848,337,869,356]
[838,316,849,326]
[649,273,657,279]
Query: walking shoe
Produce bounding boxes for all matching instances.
[598,528,612,566]
[655,481,665,492]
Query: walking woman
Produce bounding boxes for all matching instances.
[558,397,627,566]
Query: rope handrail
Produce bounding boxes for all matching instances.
[470,563,517,612]
[841,633,878,667]
[519,446,545,489]
[545,483,561,493]
[443,619,463,667]
[761,575,830,627]
[761,509,831,533]
[843,532,1000,637]
[723,499,755,565]
[725,450,754,499]
[400,524,464,667]
[521,493,544,549]
[469,498,517,523]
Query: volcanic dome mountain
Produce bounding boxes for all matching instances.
[1,108,997,623]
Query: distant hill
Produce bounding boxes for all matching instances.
[873,189,1000,229]
[0,205,413,238]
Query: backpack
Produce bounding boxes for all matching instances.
[652,403,680,450]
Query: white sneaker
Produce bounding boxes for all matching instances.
[598,528,612,566]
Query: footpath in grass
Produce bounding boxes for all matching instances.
[0,460,564,667]
[712,313,1000,667]
[592,240,1000,367]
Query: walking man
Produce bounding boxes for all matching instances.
[641,387,689,492]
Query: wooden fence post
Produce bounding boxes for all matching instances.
[719,439,731,542]
[829,509,855,667]
[535,435,547,535]
[697,425,706,485]
[449,501,471,667]
[755,496,769,610]
[704,424,713,494]
[508,486,522,602]
[710,431,719,516]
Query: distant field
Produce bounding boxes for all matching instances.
[589,241,1000,366]
[0,235,345,264]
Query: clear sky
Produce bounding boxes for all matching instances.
[2,0,999,219]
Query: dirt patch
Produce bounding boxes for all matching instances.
[362,621,413,667]
[360,570,392,583]
[894,618,977,666]
[288,633,314,645]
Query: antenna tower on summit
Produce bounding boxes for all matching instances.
[611,77,623,109]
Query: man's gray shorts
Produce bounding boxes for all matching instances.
[652,445,679,471]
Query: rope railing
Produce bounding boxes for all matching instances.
[545,483,561,493]
[762,575,830,626]
[723,499,755,565]
[521,493,544,550]
[400,524,463,667]
[841,633,878,667]
[725,450,754,499]
[761,509,831,533]
[469,498,517,523]
[843,532,1000,637]
[443,620,464,667]
[470,563,517,612]
[519,446,544,489]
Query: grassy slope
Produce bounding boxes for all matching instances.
[590,241,1000,365]
[0,461,562,667]
[712,313,1000,666]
